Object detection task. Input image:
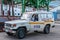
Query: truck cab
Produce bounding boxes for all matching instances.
[4,11,55,39]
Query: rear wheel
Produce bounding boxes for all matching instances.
[44,25,50,34]
[16,28,26,39]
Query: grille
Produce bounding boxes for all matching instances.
[5,24,11,27]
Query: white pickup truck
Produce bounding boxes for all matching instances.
[4,11,55,39]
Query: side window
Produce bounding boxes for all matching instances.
[47,14,52,19]
[31,14,38,21]
[41,14,47,21]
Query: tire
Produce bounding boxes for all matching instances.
[6,32,13,36]
[16,28,26,39]
[44,25,50,34]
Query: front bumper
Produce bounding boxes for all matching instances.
[4,28,16,34]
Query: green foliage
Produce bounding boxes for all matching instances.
[2,0,12,4]
[25,0,50,8]
[2,0,50,12]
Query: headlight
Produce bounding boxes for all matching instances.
[13,24,16,27]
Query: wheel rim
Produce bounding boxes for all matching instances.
[19,30,24,38]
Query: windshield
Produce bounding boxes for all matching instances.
[21,14,30,20]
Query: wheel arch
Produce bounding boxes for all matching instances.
[17,26,27,33]
[45,24,51,27]
[43,24,51,30]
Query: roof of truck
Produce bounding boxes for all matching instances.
[24,11,52,14]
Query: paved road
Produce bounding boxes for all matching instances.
[0,25,60,40]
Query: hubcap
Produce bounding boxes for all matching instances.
[19,30,24,38]
[46,26,49,33]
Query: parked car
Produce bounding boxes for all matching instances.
[4,11,55,39]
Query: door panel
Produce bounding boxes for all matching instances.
[30,14,40,30]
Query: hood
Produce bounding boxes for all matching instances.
[5,20,28,24]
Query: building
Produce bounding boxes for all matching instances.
[0,0,20,31]
[50,6,60,21]
[0,0,1,16]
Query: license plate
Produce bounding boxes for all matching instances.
[5,28,9,30]
[5,28,10,32]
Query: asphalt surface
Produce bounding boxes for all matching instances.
[0,25,60,40]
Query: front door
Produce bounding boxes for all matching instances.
[29,14,40,30]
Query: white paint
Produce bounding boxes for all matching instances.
[0,4,2,16]
[25,7,34,12]
[10,6,12,16]
[10,6,22,16]
[3,4,9,16]
[14,7,22,16]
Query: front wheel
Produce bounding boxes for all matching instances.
[16,28,26,39]
[44,25,50,34]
